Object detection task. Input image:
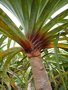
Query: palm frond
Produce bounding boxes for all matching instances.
[0,0,68,53]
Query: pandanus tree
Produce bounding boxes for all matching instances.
[0,0,68,90]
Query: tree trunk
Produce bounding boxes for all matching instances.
[29,56,52,90]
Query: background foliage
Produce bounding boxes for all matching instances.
[0,34,68,90]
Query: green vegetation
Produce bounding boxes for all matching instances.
[0,0,68,90]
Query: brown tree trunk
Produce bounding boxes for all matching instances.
[29,55,52,90]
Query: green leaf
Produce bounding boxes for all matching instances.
[35,0,61,30]
[0,47,23,58]
[50,71,68,82]
[0,0,24,26]
[27,0,41,35]
[48,23,68,36]
[0,8,32,50]
[61,19,68,23]
[0,35,6,46]
[7,38,12,49]
[42,9,68,32]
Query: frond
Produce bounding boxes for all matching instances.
[0,0,68,53]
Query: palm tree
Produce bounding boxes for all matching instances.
[0,0,68,90]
